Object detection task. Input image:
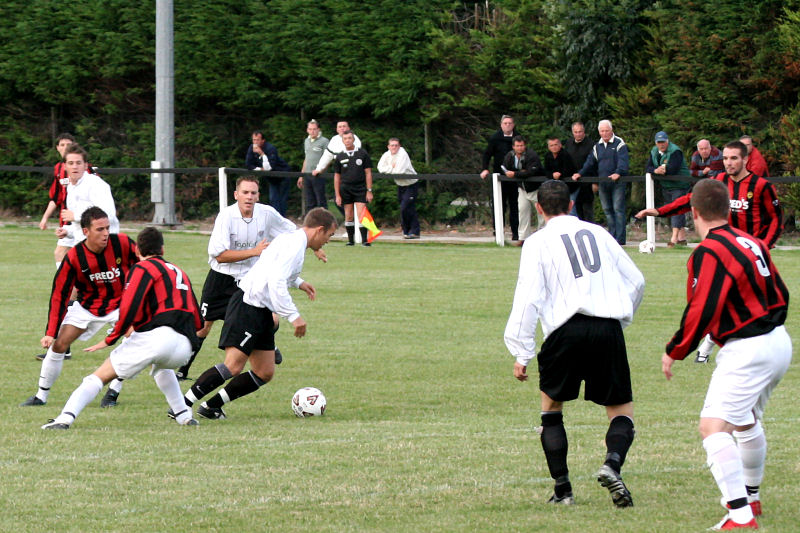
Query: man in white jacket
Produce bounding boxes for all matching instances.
[312,120,361,176]
[56,144,119,245]
[377,138,420,239]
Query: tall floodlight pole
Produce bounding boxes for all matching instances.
[152,0,177,225]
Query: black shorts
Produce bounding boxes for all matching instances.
[537,314,633,406]
[217,290,275,355]
[200,269,238,321]
[340,183,366,204]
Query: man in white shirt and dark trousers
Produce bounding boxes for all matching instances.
[178,208,337,420]
[377,138,420,239]
[504,180,645,507]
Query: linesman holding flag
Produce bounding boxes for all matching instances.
[334,131,374,246]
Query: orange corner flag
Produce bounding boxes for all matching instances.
[360,207,383,243]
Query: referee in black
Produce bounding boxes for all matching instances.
[333,130,374,246]
[504,180,646,507]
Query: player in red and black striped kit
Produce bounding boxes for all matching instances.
[21,206,138,407]
[43,227,205,429]
[636,140,783,249]
[660,179,791,531]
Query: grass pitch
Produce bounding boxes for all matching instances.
[0,226,797,532]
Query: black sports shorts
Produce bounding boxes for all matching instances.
[200,269,238,321]
[217,289,275,355]
[537,313,633,406]
[340,182,367,205]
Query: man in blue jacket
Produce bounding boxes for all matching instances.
[572,120,630,245]
[246,131,292,216]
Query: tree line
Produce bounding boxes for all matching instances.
[1,0,799,226]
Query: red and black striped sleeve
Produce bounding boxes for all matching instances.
[45,253,78,337]
[656,190,692,218]
[756,179,782,248]
[105,263,153,345]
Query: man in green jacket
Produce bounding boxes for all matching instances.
[645,131,691,247]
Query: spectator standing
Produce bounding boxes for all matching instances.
[334,131,374,246]
[502,136,543,242]
[690,139,724,179]
[573,120,630,245]
[377,138,420,239]
[660,179,790,531]
[480,115,520,242]
[739,135,769,177]
[297,120,329,212]
[645,131,691,247]
[313,120,362,176]
[563,122,596,221]
[245,130,292,216]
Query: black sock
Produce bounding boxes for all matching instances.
[540,412,569,481]
[359,226,368,243]
[177,336,206,377]
[604,415,635,473]
[206,371,265,409]
[188,364,231,405]
[346,224,355,244]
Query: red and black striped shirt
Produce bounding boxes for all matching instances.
[666,224,788,360]
[105,256,203,351]
[45,233,138,337]
[657,172,783,248]
[49,163,69,227]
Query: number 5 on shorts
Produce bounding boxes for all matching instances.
[240,331,252,348]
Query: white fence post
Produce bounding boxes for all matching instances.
[218,167,227,212]
[645,172,656,246]
[492,173,504,246]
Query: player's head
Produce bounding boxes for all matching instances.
[80,206,110,251]
[303,208,337,250]
[722,141,748,177]
[234,176,259,213]
[55,133,75,157]
[341,131,355,150]
[536,180,570,217]
[137,226,164,257]
[64,143,88,180]
[690,179,730,221]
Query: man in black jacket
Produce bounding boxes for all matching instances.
[563,122,595,222]
[480,115,520,241]
[502,135,543,243]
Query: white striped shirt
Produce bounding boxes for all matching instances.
[504,215,645,367]
[66,171,119,242]
[208,202,297,280]
[238,229,307,323]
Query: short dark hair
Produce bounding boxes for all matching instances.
[388,137,400,144]
[303,207,337,231]
[56,133,75,144]
[724,140,748,159]
[690,179,730,220]
[536,180,570,216]
[252,130,264,138]
[137,226,164,257]
[547,136,562,143]
[341,130,354,137]
[80,206,108,229]
[512,135,526,145]
[64,143,88,163]
[235,176,259,189]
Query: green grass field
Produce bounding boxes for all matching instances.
[0,226,797,532]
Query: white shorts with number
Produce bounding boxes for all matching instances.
[109,326,192,380]
[61,302,119,341]
[701,325,792,426]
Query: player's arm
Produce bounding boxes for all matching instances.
[760,182,783,248]
[613,244,646,318]
[43,260,77,339]
[39,201,58,230]
[334,171,342,206]
[504,245,544,375]
[638,189,692,219]
[215,242,268,263]
[99,266,151,348]
[365,168,373,202]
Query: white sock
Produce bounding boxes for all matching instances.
[699,334,715,355]
[37,347,66,402]
[108,378,124,394]
[153,369,192,424]
[56,374,104,425]
[704,432,752,522]
[734,421,766,492]
[55,261,62,270]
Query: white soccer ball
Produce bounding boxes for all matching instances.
[291,387,327,417]
[638,240,655,254]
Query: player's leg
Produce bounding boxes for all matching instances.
[201,348,275,417]
[517,189,532,241]
[185,347,243,409]
[23,324,85,406]
[355,202,369,245]
[343,202,355,245]
[100,377,124,408]
[597,402,636,507]
[147,328,198,425]
[539,392,573,505]
[42,358,118,429]
[53,245,70,267]
[732,420,764,517]
[502,181,519,241]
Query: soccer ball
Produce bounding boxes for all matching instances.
[291,387,327,417]
[638,240,655,254]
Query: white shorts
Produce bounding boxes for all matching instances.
[109,326,192,380]
[701,326,792,425]
[61,302,119,341]
[56,234,76,248]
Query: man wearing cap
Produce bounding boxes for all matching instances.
[645,131,691,247]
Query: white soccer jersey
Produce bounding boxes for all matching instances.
[207,202,297,280]
[315,133,362,173]
[238,229,307,323]
[66,171,119,242]
[504,215,645,367]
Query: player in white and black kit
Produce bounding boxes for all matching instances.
[504,180,645,508]
[176,208,337,420]
[333,131,374,246]
[174,176,324,382]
